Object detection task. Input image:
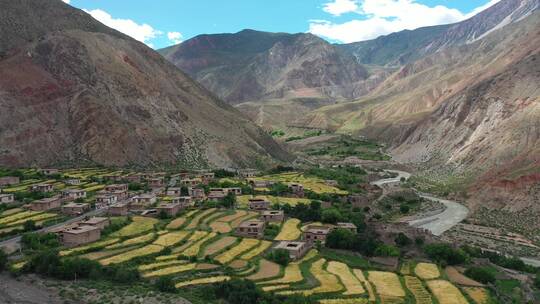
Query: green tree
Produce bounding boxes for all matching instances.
[424,243,469,265]
[155,276,176,293]
[464,267,496,284]
[222,192,236,208]
[394,233,411,247]
[321,208,342,224]
[266,249,291,266]
[0,249,7,272]
[374,244,400,257]
[326,228,355,250]
[399,204,410,214]
[23,220,37,232]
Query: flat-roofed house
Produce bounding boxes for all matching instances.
[348,195,370,208]
[0,176,19,186]
[336,222,357,234]
[109,202,129,216]
[238,169,258,178]
[166,187,182,196]
[156,202,182,217]
[61,225,101,247]
[235,219,265,238]
[62,202,90,216]
[248,198,270,211]
[62,189,87,200]
[274,241,310,260]
[249,180,274,188]
[105,184,128,192]
[181,178,201,187]
[102,184,129,200]
[30,196,62,211]
[0,193,15,204]
[149,177,164,188]
[130,194,157,210]
[40,168,59,175]
[226,187,242,195]
[102,174,122,182]
[188,187,205,201]
[207,188,227,202]
[260,210,284,223]
[303,225,332,244]
[29,183,54,193]
[288,183,304,197]
[171,196,192,208]
[80,217,110,230]
[199,172,215,184]
[124,174,142,183]
[64,179,81,186]
[95,194,117,208]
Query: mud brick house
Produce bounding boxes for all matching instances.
[102,174,123,182]
[40,168,59,175]
[0,193,15,204]
[274,241,310,260]
[0,176,19,186]
[288,183,304,197]
[102,184,129,200]
[105,184,129,192]
[207,189,227,202]
[95,194,118,208]
[29,183,54,193]
[149,177,165,188]
[62,202,90,215]
[61,225,101,247]
[109,202,129,216]
[64,179,81,186]
[226,187,242,195]
[124,174,142,183]
[303,225,332,244]
[249,179,275,188]
[181,178,202,187]
[130,194,157,210]
[238,169,258,178]
[171,196,192,208]
[188,187,205,201]
[235,219,266,238]
[336,222,357,233]
[248,198,271,211]
[62,189,87,200]
[199,172,215,184]
[260,210,284,223]
[166,187,182,196]
[348,194,370,208]
[30,196,62,211]
[156,202,182,217]
[80,217,110,230]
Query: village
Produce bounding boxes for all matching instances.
[0,166,537,304]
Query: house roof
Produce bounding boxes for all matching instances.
[63,225,99,234]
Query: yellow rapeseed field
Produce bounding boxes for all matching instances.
[427,280,469,304]
[142,263,196,278]
[404,276,432,304]
[275,218,301,241]
[415,262,440,280]
[153,231,190,247]
[100,244,164,265]
[327,261,365,295]
[111,216,158,238]
[367,271,405,298]
[175,276,231,288]
[241,240,272,260]
[215,238,260,264]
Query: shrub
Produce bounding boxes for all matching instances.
[155,276,176,293]
[399,204,410,214]
[374,244,400,257]
[326,228,355,250]
[394,233,411,247]
[321,208,342,224]
[266,249,291,266]
[464,267,496,284]
[424,243,469,265]
[534,273,540,289]
[0,249,7,272]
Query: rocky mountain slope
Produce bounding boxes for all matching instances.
[339,0,539,66]
[0,0,291,168]
[159,30,370,104]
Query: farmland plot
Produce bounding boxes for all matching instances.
[203,236,238,256]
[166,217,186,229]
[182,232,217,257]
[209,221,232,233]
[153,231,190,247]
[106,233,156,249]
[138,260,189,271]
[415,262,440,280]
[186,208,217,229]
[404,276,432,304]
[367,271,405,298]
[327,261,365,295]
[111,216,158,238]
[275,218,301,241]
[259,263,303,285]
[100,244,164,265]
[240,240,272,260]
[215,238,260,264]
[283,258,343,296]
[262,285,289,292]
[319,300,368,304]
[60,238,120,256]
[230,211,258,228]
[463,287,489,304]
[175,276,231,288]
[142,263,196,278]
[247,259,281,281]
[427,280,468,304]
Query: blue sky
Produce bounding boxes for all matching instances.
[62,0,501,48]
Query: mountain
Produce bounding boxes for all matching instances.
[0,0,291,168]
[339,0,539,66]
[159,30,370,104]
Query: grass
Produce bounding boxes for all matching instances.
[99,244,164,265]
[274,218,301,241]
[427,280,469,304]
[415,262,440,280]
[367,271,406,298]
[326,261,365,295]
[110,216,158,238]
[215,238,260,264]
[175,276,231,288]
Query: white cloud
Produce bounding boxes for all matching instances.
[167,32,183,45]
[83,9,161,45]
[62,0,70,3]
[323,0,359,16]
[465,0,501,19]
[310,0,499,43]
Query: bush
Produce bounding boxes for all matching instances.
[326,228,355,250]
[399,204,410,214]
[424,243,469,265]
[21,232,60,251]
[211,279,315,304]
[534,273,540,289]
[394,233,411,247]
[266,249,291,266]
[0,249,7,272]
[374,244,400,257]
[155,276,176,293]
[464,267,496,284]
[23,220,37,232]
[321,208,342,224]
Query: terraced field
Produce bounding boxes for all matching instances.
[415,262,440,280]
[274,218,301,241]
